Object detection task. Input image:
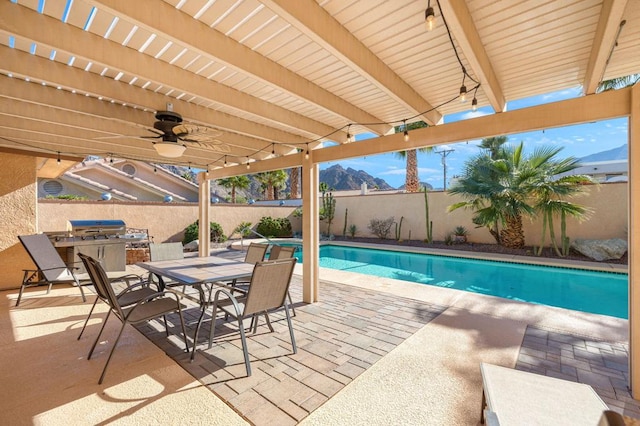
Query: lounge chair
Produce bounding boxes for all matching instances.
[480,362,613,425]
[16,234,87,306]
[191,257,297,376]
[79,253,189,384]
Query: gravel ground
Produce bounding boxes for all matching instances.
[330,236,629,265]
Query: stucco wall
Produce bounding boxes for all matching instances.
[37,201,299,244]
[328,183,628,245]
[0,153,38,291]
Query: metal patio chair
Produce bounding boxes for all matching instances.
[76,254,159,341]
[191,257,297,377]
[16,234,87,306]
[79,253,189,384]
[148,242,185,290]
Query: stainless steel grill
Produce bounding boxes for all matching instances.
[68,219,126,239]
[46,219,135,273]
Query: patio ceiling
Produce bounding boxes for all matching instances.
[0,0,638,170]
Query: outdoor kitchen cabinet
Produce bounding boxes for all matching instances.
[70,240,126,273]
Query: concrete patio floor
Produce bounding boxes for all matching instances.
[2,248,639,425]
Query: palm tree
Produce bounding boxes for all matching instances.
[529,151,594,256]
[478,136,508,159]
[394,121,431,192]
[255,170,288,200]
[596,73,640,92]
[448,142,589,249]
[289,167,300,199]
[217,175,250,203]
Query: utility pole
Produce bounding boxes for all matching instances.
[434,149,454,190]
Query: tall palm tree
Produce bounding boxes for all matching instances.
[255,170,288,200]
[394,121,431,192]
[289,167,300,199]
[217,175,250,203]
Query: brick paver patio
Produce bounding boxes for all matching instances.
[137,276,446,425]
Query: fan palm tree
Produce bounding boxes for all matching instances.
[449,142,589,249]
[596,73,640,92]
[255,170,288,200]
[529,151,594,256]
[479,136,508,159]
[217,175,250,203]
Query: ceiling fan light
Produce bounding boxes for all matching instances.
[153,142,186,158]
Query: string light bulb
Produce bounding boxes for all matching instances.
[246,157,251,170]
[223,156,228,167]
[425,0,435,31]
[346,124,352,143]
[57,151,61,165]
[271,143,276,157]
[471,97,478,112]
[459,84,467,103]
[403,120,409,142]
[305,143,310,160]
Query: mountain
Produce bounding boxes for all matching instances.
[398,182,433,191]
[319,164,394,191]
[580,144,628,162]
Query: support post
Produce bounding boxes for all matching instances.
[197,172,211,257]
[301,151,319,302]
[630,83,640,398]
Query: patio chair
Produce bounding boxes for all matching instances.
[16,234,87,306]
[148,242,185,290]
[76,254,159,341]
[191,257,297,377]
[268,245,297,316]
[79,253,189,384]
[226,242,268,290]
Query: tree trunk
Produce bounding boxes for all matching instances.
[231,186,236,203]
[290,167,299,199]
[405,149,419,192]
[500,214,525,248]
[266,184,274,200]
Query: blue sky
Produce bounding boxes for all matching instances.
[319,86,629,189]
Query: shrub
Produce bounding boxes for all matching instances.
[368,217,394,239]
[256,216,292,238]
[183,220,227,244]
[45,194,89,200]
[230,221,253,238]
[348,224,357,239]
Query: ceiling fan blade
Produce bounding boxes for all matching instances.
[181,138,231,152]
[173,124,223,138]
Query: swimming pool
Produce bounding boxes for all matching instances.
[290,244,628,319]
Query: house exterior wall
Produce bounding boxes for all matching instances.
[0,153,38,291]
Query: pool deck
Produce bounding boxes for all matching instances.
[1,246,636,425]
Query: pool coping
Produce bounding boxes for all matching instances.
[230,238,628,274]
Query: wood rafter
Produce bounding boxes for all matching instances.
[438,0,506,113]
[261,0,442,125]
[583,0,629,94]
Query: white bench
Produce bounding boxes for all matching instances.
[480,363,613,426]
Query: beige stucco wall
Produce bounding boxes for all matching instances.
[37,201,299,244]
[0,153,38,291]
[328,183,628,246]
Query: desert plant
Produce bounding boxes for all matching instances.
[368,217,394,239]
[183,220,227,244]
[343,208,349,237]
[321,191,336,236]
[444,233,454,245]
[348,224,357,239]
[452,226,469,244]
[424,188,433,243]
[230,221,252,239]
[395,216,404,241]
[256,216,292,238]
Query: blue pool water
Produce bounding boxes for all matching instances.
[290,244,628,319]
